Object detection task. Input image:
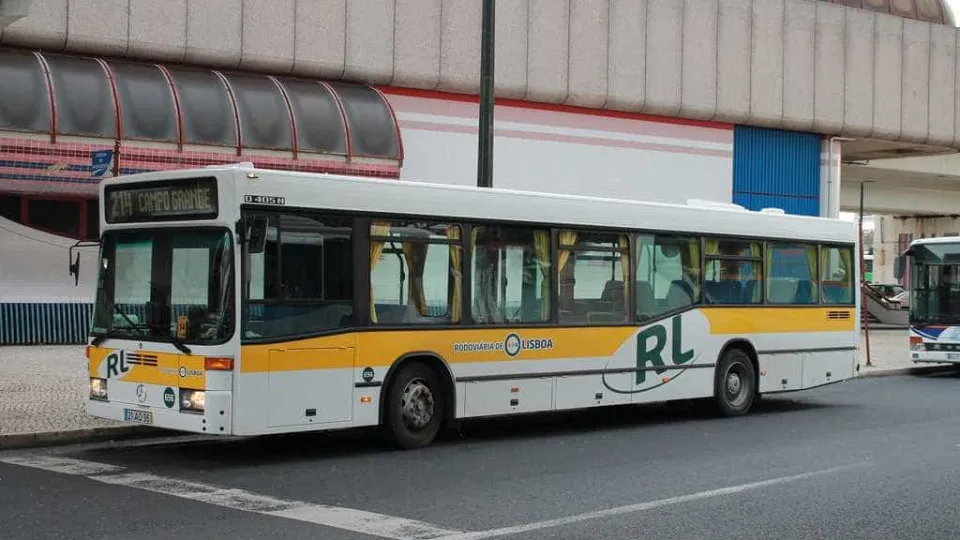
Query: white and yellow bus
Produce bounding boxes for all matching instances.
[80,165,860,449]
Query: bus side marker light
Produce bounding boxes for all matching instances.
[360,396,372,404]
[760,370,767,376]
[510,386,519,393]
[205,357,234,371]
[661,376,670,383]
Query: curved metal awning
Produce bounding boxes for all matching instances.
[0,48,403,193]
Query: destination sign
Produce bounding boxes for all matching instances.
[105,178,218,223]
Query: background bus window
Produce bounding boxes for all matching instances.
[703,239,763,304]
[243,213,355,340]
[821,245,854,304]
[369,221,461,325]
[635,234,701,320]
[766,243,818,304]
[471,225,550,324]
[558,231,629,324]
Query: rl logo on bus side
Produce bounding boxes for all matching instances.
[635,315,697,384]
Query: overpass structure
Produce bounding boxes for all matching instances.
[1,0,959,343]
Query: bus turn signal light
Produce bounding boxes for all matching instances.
[909,336,923,351]
[205,357,234,371]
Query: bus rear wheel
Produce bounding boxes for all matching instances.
[714,348,757,417]
[384,362,444,449]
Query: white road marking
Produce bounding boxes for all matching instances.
[0,455,461,540]
[438,462,873,540]
[0,455,123,476]
[1,454,870,540]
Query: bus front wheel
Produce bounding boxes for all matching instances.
[714,347,757,417]
[384,362,444,449]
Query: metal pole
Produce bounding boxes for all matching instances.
[860,182,872,367]
[477,0,495,188]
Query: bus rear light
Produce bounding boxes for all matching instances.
[204,357,234,371]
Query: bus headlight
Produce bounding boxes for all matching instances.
[179,389,205,412]
[90,378,108,400]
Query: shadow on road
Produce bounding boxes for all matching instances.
[68,394,844,470]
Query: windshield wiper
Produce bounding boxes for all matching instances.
[170,337,191,355]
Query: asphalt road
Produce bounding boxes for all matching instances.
[3,371,960,540]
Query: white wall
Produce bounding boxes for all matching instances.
[384,92,734,205]
[0,216,98,303]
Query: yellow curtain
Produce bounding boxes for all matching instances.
[839,247,853,284]
[705,238,720,256]
[533,230,551,319]
[558,231,578,272]
[402,243,428,315]
[618,235,630,312]
[448,226,462,323]
[686,238,701,300]
[804,245,818,302]
[369,221,391,323]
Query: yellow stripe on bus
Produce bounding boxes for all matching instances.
[237,306,855,374]
[701,307,856,334]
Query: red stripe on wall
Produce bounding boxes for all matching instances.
[398,120,733,159]
[378,86,735,135]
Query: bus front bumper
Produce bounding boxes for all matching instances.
[86,390,233,435]
[911,351,960,364]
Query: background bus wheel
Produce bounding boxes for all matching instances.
[714,348,756,417]
[384,363,443,449]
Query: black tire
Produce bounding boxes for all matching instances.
[383,362,444,449]
[714,347,757,417]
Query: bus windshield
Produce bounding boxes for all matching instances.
[91,228,235,345]
[911,262,960,324]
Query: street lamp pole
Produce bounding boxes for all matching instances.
[477,0,495,188]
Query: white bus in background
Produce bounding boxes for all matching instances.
[80,165,860,449]
[897,237,960,364]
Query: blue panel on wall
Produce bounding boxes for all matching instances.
[733,126,822,216]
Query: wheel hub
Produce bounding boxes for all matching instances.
[400,379,434,430]
[726,372,742,395]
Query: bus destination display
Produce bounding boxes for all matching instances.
[106,178,218,223]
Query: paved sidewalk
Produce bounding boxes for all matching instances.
[0,329,946,449]
[0,345,146,448]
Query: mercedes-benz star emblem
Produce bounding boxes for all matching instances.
[135,384,147,403]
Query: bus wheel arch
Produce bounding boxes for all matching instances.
[713,339,759,416]
[379,352,456,449]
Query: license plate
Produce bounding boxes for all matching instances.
[123,408,153,425]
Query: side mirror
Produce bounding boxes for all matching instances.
[894,255,906,280]
[68,251,80,286]
[67,239,102,287]
[246,216,268,254]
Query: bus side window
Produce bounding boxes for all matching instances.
[471,225,550,324]
[820,245,854,304]
[635,234,701,320]
[369,221,462,325]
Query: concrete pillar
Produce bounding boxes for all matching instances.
[820,137,842,219]
[0,0,30,27]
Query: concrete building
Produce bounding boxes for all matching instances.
[1,0,959,343]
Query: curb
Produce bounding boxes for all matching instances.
[0,425,170,451]
[856,364,957,379]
